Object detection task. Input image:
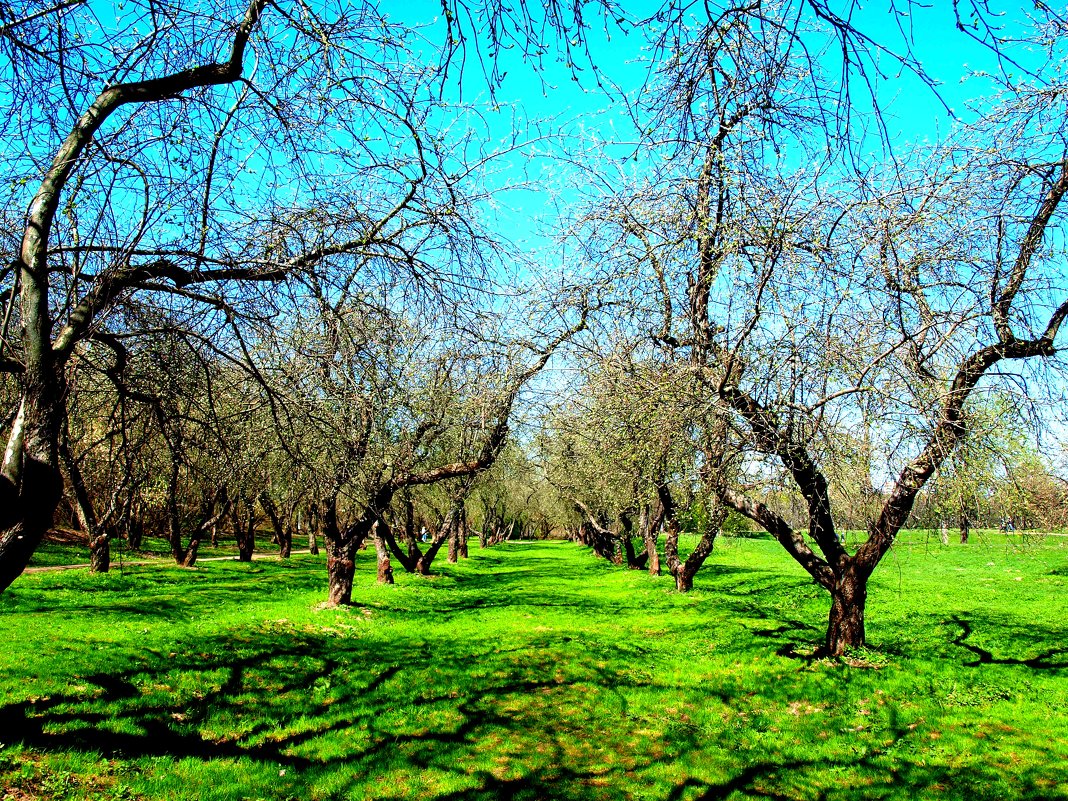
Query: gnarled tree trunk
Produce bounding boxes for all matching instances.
[826,567,868,654]
[619,510,648,569]
[641,501,664,576]
[233,498,256,562]
[322,493,375,605]
[326,535,359,604]
[457,505,469,558]
[447,521,460,563]
[59,419,111,573]
[415,506,459,575]
[661,484,723,592]
[373,523,394,585]
[260,493,291,558]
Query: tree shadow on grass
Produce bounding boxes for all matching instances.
[5,559,329,620]
[4,617,1063,800]
[947,614,1068,670]
[3,625,685,797]
[5,544,1066,799]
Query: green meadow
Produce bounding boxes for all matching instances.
[2,534,1067,801]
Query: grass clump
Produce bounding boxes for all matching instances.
[1,537,1067,800]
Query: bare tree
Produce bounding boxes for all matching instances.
[0,0,556,591]
[572,4,1068,654]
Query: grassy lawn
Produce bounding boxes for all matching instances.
[26,532,296,569]
[1,534,1066,800]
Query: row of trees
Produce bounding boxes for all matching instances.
[2,1,1067,657]
[0,0,592,604]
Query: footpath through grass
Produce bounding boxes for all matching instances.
[1,535,1066,800]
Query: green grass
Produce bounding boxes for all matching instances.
[28,532,295,568]
[1,534,1067,800]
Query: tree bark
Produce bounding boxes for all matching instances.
[642,501,664,576]
[458,505,469,558]
[619,510,642,568]
[260,493,291,558]
[825,569,868,655]
[322,493,373,605]
[670,530,718,592]
[307,503,320,555]
[59,419,109,573]
[415,508,456,575]
[661,485,682,578]
[179,537,201,568]
[166,457,186,564]
[447,520,460,563]
[127,506,144,550]
[381,518,419,573]
[326,535,358,605]
[661,483,722,592]
[234,499,255,562]
[674,567,694,592]
[88,533,111,573]
[373,524,394,585]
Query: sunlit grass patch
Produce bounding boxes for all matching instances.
[1,537,1066,799]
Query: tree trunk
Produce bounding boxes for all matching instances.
[88,533,110,573]
[127,507,144,550]
[674,567,694,592]
[481,505,500,548]
[447,523,460,563]
[416,507,458,575]
[307,505,319,555]
[458,506,469,559]
[235,500,255,562]
[0,360,66,592]
[416,534,446,575]
[166,457,185,564]
[672,518,721,592]
[180,537,201,568]
[645,537,661,575]
[663,517,681,577]
[825,570,868,656]
[326,536,358,605]
[260,493,291,558]
[322,494,375,605]
[381,519,419,573]
[59,417,109,572]
[0,458,63,592]
[959,510,970,544]
[179,491,228,568]
[643,500,665,576]
[619,511,648,569]
[373,525,394,585]
[659,483,722,592]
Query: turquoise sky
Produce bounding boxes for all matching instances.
[382,1,1044,265]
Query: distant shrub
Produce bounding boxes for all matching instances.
[721,509,759,537]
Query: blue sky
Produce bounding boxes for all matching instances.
[380,1,1044,265]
